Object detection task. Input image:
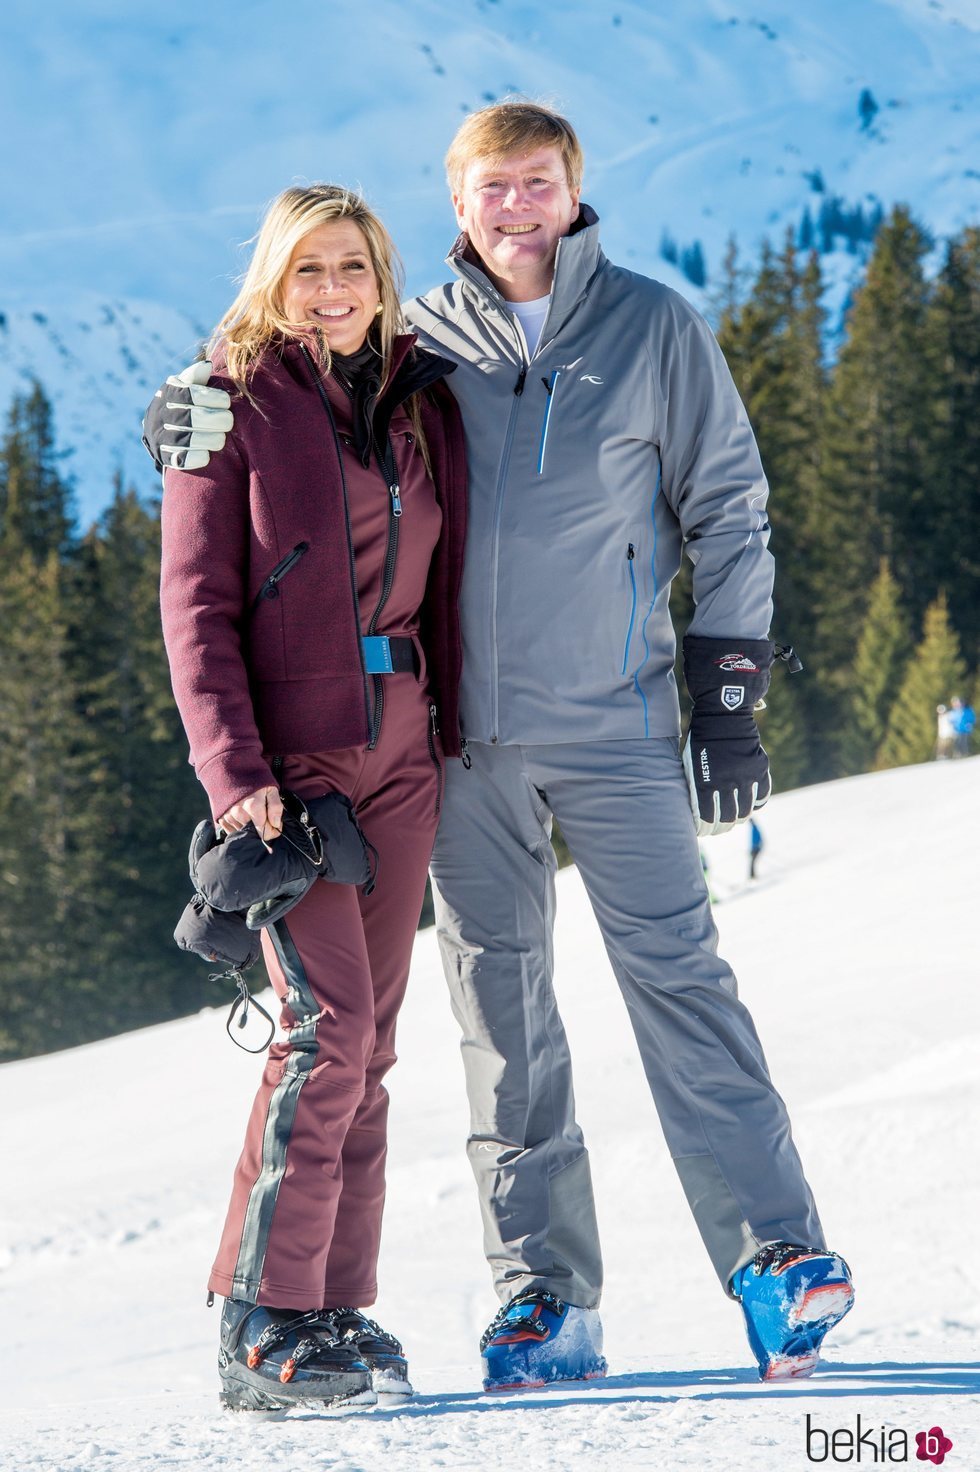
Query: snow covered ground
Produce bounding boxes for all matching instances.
[2,757,978,1470]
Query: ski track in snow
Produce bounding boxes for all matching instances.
[2,759,980,1469]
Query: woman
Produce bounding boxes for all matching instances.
[160,185,466,1413]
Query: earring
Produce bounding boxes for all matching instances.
[374,303,383,317]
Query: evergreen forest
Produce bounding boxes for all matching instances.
[0,208,977,1061]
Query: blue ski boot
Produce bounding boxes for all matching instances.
[731,1242,854,1381]
[480,1289,607,1393]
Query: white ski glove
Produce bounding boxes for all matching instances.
[141,360,234,471]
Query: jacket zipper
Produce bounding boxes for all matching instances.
[299,345,373,743]
[536,369,562,474]
[488,363,528,742]
[363,435,403,750]
[250,542,310,614]
[622,542,637,675]
[427,703,444,816]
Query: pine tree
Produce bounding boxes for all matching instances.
[816,207,934,749]
[68,478,208,1043]
[858,88,879,132]
[877,593,967,768]
[0,388,208,1060]
[716,233,826,780]
[0,509,84,1057]
[925,227,980,654]
[680,240,707,288]
[0,381,74,560]
[839,559,910,774]
[757,670,810,792]
[709,235,748,348]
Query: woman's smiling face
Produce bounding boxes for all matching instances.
[280,219,380,354]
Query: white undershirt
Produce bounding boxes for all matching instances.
[506,294,551,357]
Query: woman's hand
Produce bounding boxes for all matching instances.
[218,785,284,846]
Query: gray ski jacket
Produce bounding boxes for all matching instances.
[405,205,774,746]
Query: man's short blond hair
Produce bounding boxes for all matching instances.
[445,100,584,194]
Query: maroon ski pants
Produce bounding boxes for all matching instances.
[208,675,442,1310]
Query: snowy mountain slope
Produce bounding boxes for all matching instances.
[0,296,206,515]
[1,757,979,1470]
[2,0,979,521]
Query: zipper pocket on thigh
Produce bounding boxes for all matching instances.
[427,703,444,817]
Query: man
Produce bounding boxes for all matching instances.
[143,101,853,1390]
[749,819,764,880]
[949,695,975,758]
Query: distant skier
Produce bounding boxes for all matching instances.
[935,704,954,760]
[749,819,764,880]
[949,696,975,758]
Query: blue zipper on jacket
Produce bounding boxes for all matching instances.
[537,369,562,474]
[621,543,637,675]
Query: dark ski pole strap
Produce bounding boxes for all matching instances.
[211,968,276,1053]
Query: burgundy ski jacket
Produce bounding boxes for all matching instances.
[160,335,467,820]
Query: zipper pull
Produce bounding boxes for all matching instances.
[389,482,403,518]
[429,702,439,736]
[514,366,527,396]
[461,738,472,770]
[627,543,635,560]
[774,643,803,674]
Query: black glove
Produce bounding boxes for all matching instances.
[141,360,234,471]
[681,635,773,836]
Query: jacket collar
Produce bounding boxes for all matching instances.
[282,331,456,466]
[279,332,454,399]
[446,204,604,346]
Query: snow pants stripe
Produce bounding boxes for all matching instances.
[230,920,320,1300]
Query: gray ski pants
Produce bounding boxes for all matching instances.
[429,736,824,1308]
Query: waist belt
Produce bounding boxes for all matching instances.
[361,635,420,675]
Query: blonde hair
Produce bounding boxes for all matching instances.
[211,184,404,392]
[210,184,431,469]
[445,99,584,195]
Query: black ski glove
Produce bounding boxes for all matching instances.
[141,360,234,471]
[681,635,773,836]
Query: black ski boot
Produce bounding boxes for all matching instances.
[218,1298,376,1413]
[324,1308,413,1397]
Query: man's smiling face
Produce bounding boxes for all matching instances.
[452,144,581,302]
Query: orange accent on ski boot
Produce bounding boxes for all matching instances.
[279,1358,296,1384]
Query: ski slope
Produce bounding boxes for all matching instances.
[1,757,978,1470]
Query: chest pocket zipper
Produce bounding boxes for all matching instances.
[537,369,562,475]
[251,542,309,614]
